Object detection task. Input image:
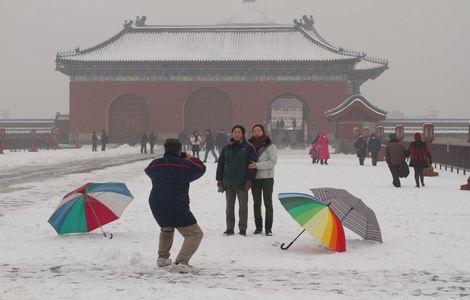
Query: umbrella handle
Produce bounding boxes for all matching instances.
[280,229,305,250]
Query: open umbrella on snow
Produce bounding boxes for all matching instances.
[48,182,134,238]
[278,192,346,252]
[310,188,383,243]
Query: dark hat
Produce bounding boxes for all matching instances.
[164,138,182,155]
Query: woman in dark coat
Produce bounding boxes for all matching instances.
[145,139,206,272]
[407,133,432,188]
[354,135,368,166]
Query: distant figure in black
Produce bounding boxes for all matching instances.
[354,135,368,166]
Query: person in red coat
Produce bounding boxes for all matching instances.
[317,132,330,165]
[407,133,432,188]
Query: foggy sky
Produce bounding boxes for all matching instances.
[0,0,469,118]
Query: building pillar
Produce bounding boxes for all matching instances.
[376,126,385,161]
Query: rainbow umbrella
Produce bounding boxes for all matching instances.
[278,192,346,252]
[48,182,134,238]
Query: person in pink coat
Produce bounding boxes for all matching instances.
[317,132,330,165]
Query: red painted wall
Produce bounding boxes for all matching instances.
[69,80,348,137]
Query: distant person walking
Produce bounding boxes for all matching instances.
[190,130,201,159]
[91,131,98,152]
[100,130,108,151]
[203,129,218,163]
[248,124,277,236]
[141,133,149,154]
[177,131,190,151]
[216,125,257,236]
[385,134,406,188]
[149,132,157,154]
[215,129,229,155]
[317,132,330,165]
[355,135,368,166]
[368,133,381,166]
[407,133,432,188]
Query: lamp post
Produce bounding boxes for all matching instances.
[423,123,438,177]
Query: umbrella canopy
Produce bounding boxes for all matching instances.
[48,182,134,235]
[279,192,346,252]
[310,188,383,243]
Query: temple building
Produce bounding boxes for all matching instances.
[55,0,388,144]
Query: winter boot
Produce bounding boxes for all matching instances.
[239,230,247,236]
[223,229,234,236]
[171,262,199,274]
[157,257,172,267]
[254,219,263,234]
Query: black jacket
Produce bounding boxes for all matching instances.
[216,138,257,189]
[215,133,229,149]
[145,154,206,228]
[368,137,381,154]
[205,134,215,150]
[355,138,368,157]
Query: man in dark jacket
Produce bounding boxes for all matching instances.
[203,129,218,163]
[368,133,381,166]
[100,130,108,151]
[141,133,149,154]
[354,135,368,166]
[149,132,157,154]
[145,138,206,273]
[91,131,98,152]
[216,125,257,236]
[215,129,228,154]
[385,134,406,187]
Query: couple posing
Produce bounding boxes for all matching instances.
[217,124,278,236]
[145,123,277,273]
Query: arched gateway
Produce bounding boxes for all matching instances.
[184,88,233,133]
[108,94,150,143]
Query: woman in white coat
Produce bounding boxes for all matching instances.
[248,124,278,236]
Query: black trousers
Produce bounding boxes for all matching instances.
[414,166,425,187]
[388,164,401,187]
[371,152,379,166]
[141,144,147,154]
[204,148,218,162]
[358,156,366,166]
[101,144,106,151]
[150,143,155,154]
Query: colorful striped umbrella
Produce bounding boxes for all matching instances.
[278,192,346,252]
[48,182,134,238]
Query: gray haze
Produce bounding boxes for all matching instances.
[0,0,469,118]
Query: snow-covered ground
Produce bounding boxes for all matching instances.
[1,149,469,299]
[0,144,140,170]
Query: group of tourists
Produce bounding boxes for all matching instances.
[91,130,108,152]
[140,132,158,154]
[354,133,382,166]
[385,133,432,188]
[308,132,330,165]
[145,124,278,273]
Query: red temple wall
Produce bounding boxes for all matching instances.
[69,80,349,137]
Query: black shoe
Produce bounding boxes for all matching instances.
[415,185,420,188]
[265,230,272,236]
[239,230,246,236]
[253,228,262,234]
[421,182,425,187]
[223,230,234,236]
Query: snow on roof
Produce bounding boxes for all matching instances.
[383,119,470,127]
[383,126,469,136]
[56,26,358,63]
[324,94,387,118]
